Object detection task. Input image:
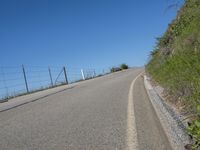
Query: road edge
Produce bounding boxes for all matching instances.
[143,75,191,150]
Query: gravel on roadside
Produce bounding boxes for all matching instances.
[143,75,191,150]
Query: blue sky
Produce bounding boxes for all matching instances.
[0,0,182,69]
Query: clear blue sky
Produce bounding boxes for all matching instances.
[0,0,182,69]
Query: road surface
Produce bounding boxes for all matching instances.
[0,68,172,150]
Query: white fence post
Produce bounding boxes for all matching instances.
[81,69,85,80]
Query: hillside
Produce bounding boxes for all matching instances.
[146,0,200,148]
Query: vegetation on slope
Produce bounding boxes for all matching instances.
[110,63,129,72]
[146,0,200,148]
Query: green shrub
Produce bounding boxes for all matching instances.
[187,105,200,149]
[120,64,129,70]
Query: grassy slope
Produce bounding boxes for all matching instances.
[146,0,200,114]
[146,1,200,147]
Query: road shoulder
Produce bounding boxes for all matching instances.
[132,75,172,150]
[144,75,191,150]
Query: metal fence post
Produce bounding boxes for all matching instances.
[81,69,85,80]
[1,66,9,97]
[63,66,68,84]
[48,67,53,87]
[22,65,29,93]
[93,69,96,78]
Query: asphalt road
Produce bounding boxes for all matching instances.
[0,68,172,150]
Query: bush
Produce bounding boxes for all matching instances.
[110,67,121,73]
[187,105,200,149]
[120,64,129,70]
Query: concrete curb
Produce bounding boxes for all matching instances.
[143,75,191,150]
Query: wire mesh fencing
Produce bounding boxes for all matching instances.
[0,66,110,102]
